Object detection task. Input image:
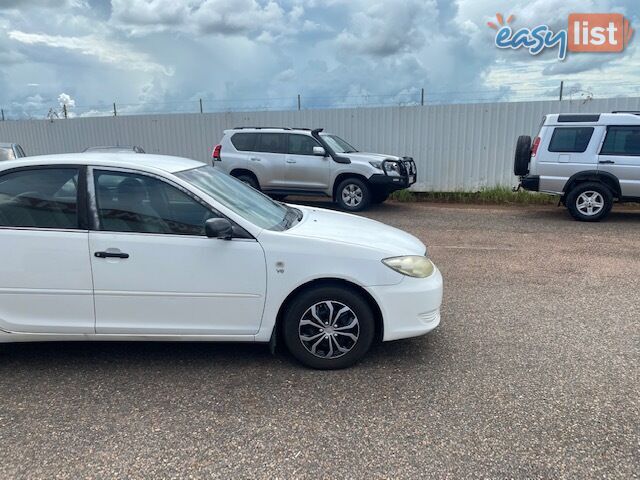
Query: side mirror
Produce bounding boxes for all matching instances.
[313,146,326,156]
[205,218,233,240]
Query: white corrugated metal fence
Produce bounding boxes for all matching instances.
[1,97,639,191]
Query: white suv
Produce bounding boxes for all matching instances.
[515,113,640,221]
[212,127,417,211]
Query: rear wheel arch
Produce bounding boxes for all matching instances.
[274,278,384,348]
[562,171,621,200]
[230,169,260,189]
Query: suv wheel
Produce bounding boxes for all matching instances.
[336,178,371,211]
[282,285,375,369]
[236,174,260,190]
[566,182,613,222]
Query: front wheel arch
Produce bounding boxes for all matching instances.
[332,173,370,200]
[274,278,384,349]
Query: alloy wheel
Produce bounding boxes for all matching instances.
[341,184,363,207]
[298,301,360,359]
[576,191,604,216]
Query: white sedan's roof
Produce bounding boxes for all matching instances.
[0,153,204,173]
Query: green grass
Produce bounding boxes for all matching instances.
[389,186,557,205]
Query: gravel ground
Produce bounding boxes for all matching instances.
[1,201,638,479]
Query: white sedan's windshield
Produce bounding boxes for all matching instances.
[177,166,296,231]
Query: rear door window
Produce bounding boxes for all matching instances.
[600,126,640,156]
[548,127,594,153]
[0,168,79,229]
[230,133,259,152]
[255,133,287,154]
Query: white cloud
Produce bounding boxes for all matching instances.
[7,30,173,75]
[335,0,437,56]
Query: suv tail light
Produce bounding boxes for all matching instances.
[212,144,222,161]
[531,136,541,157]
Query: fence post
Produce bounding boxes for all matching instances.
[297,94,301,111]
[559,81,564,101]
[113,102,117,117]
[199,98,203,114]
[421,88,425,106]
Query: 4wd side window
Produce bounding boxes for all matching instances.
[0,168,80,229]
[601,126,640,156]
[288,134,320,155]
[230,133,259,152]
[94,170,217,235]
[548,127,594,153]
[255,133,287,154]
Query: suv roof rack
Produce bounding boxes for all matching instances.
[557,114,600,123]
[612,111,640,115]
[233,126,292,130]
[232,126,315,131]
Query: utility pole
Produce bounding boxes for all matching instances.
[62,103,68,119]
[199,98,203,114]
[421,88,425,106]
[1,109,4,121]
[297,94,301,111]
[559,81,564,102]
[113,102,117,117]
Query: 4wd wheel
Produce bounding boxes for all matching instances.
[336,178,371,211]
[282,285,375,369]
[235,173,260,190]
[514,135,532,176]
[566,182,613,222]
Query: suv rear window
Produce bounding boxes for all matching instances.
[255,133,287,154]
[601,126,640,156]
[548,127,594,153]
[230,133,259,152]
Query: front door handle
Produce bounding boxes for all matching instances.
[599,160,615,164]
[250,157,261,162]
[286,159,297,163]
[95,251,130,259]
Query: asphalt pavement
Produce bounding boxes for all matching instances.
[1,201,638,479]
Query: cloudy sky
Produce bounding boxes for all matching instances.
[0,0,638,118]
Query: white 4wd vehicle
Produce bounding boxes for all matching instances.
[212,127,417,211]
[515,113,640,221]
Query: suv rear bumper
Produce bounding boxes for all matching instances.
[519,175,540,192]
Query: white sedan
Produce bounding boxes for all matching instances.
[0,154,443,369]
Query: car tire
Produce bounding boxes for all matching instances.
[372,192,389,204]
[566,182,613,222]
[236,174,260,190]
[336,178,371,211]
[282,285,376,370]
[514,135,532,176]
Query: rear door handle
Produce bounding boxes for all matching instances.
[599,160,615,164]
[95,251,130,259]
[286,159,297,163]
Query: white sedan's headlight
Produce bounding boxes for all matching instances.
[382,255,435,278]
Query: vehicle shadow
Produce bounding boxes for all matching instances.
[0,335,437,374]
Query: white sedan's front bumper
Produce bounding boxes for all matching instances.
[366,266,443,341]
